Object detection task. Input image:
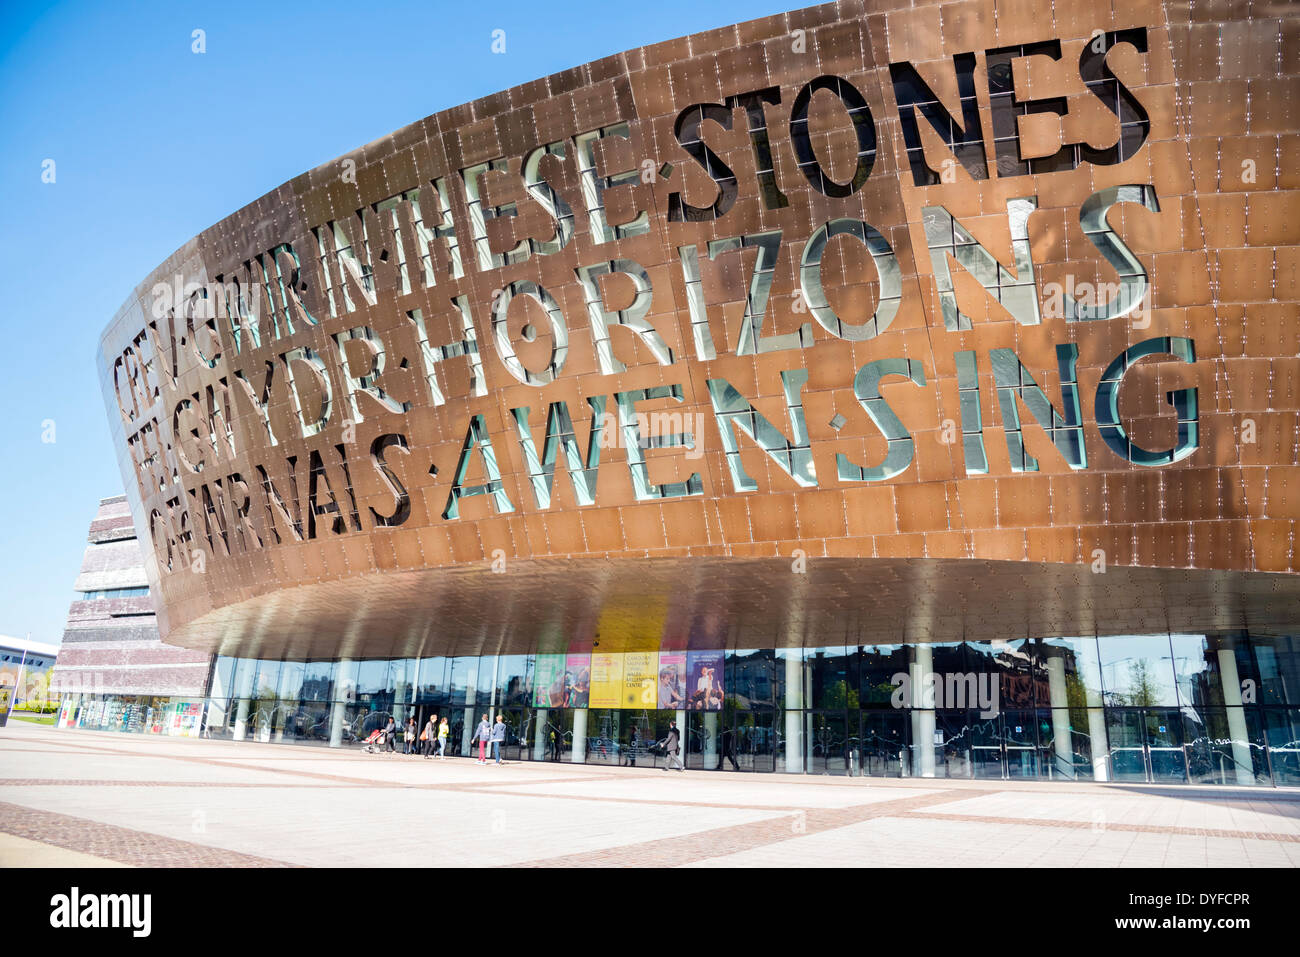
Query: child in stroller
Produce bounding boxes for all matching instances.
[360,728,387,754]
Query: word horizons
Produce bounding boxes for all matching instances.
[49,887,151,938]
[107,26,1203,576]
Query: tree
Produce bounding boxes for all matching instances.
[1123,659,1160,707]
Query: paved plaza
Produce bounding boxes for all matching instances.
[1,721,1297,867]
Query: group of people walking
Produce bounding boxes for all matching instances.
[384,713,452,758]
[378,713,686,772]
[379,711,507,764]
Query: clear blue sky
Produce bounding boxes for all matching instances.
[0,0,796,647]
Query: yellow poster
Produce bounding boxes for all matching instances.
[589,653,624,708]
[622,652,658,708]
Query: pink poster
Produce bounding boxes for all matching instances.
[563,653,590,708]
[657,653,687,710]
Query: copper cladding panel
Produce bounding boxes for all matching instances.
[97,1,1300,660]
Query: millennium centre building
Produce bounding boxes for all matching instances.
[84,1,1299,785]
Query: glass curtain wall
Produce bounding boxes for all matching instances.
[177,631,1300,786]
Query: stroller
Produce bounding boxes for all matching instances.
[360,728,388,754]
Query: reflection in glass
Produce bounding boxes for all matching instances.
[414,657,448,705]
[1097,634,1178,707]
[1170,633,1252,710]
[251,660,281,701]
[727,649,776,710]
[166,635,1300,784]
[1144,710,1187,783]
[388,658,414,704]
[301,661,334,701]
[968,639,1034,709]
[860,711,908,776]
[446,658,475,707]
[1252,635,1300,705]
[209,656,235,702]
[733,708,777,772]
[1034,638,1106,779]
[473,656,498,708]
[809,710,850,775]
[1182,707,1266,786]
[858,644,908,707]
[586,708,621,765]
[276,660,305,702]
[932,710,972,779]
[355,660,389,697]
[1105,709,1147,782]
[495,655,532,707]
[1263,708,1300,785]
[808,646,856,710]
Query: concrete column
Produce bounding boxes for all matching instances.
[461,707,475,755]
[328,699,347,747]
[910,644,935,778]
[533,708,548,760]
[784,653,804,773]
[571,709,588,763]
[1045,653,1076,779]
[233,699,251,741]
[232,662,254,741]
[461,659,478,757]
[1085,681,1108,781]
[331,658,356,749]
[1217,647,1256,786]
[703,712,718,768]
[273,663,295,744]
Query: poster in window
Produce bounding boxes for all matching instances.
[533,654,566,708]
[622,652,658,707]
[590,653,623,708]
[564,654,591,708]
[657,653,687,710]
[687,650,724,711]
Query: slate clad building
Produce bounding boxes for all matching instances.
[88,2,1299,782]
[51,496,212,736]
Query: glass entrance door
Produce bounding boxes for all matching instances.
[1144,709,1187,782]
[970,712,1038,779]
[1106,709,1188,783]
[586,709,620,765]
[970,714,1004,779]
[1002,712,1039,779]
[501,707,528,761]
[810,711,849,775]
[540,709,571,763]
[621,710,654,768]
[1106,710,1147,781]
[859,712,908,777]
[734,711,776,772]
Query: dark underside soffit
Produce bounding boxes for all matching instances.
[165,557,1300,662]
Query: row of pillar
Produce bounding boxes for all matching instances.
[227,648,1256,787]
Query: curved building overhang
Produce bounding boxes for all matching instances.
[97,2,1299,660]
[169,558,1299,661]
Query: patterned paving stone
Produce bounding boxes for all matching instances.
[2,722,1297,867]
[0,802,297,867]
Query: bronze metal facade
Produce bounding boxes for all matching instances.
[98,1,1299,662]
